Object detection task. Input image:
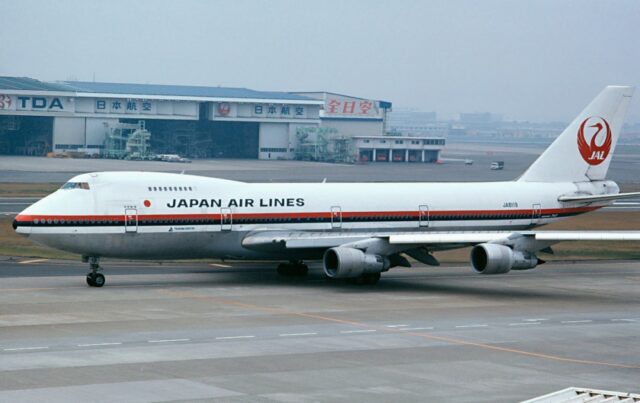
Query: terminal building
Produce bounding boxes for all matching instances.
[354,135,445,163]
[0,76,444,161]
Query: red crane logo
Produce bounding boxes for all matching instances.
[577,117,612,166]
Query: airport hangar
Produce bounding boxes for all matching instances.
[0,76,443,161]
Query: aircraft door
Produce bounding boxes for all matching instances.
[531,203,542,225]
[124,208,138,233]
[331,206,342,229]
[419,205,430,228]
[221,207,232,231]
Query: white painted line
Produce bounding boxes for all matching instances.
[4,346,49,351]
[210,263,232,268]
[561,320,592,324]
[18,259,49,265]
[508,322,541,326]
[385,324,409,328]
[148,338,190,343]
[215,335,255,340]
[400,327,435,331]
[455,324,488,328]
[340,329,376,334]
[524,318,548,322]
[278,332,317,337]
[611,319,637,322]
[77,342,122,347]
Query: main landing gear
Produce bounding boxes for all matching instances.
[348,273,381,285]
[277,261,309,277]
[85,256,105,287]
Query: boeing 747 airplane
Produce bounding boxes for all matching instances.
[13,86,640,287]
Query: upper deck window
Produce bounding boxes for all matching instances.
[61,182,90,190]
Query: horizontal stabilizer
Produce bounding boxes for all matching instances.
[558,191,640,203]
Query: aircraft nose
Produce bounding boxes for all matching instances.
[13,213,32,236]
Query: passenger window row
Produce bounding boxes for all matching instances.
[140,218,216,225]
[32,218,120,225]
[148,186,193,191]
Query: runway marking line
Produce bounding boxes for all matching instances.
[158,289,640,370]
[279,332,317,337]
[456,324,488,328]
[508,322,541,326]
[561,320,593,324]
[215,335,255,340]
[148,338,190,343]
[3,346,49,351]
[77,342,122,347]
[340,329,376,334]
[18,259,49,265]
[209,263,232,268]
[400,327,434,331]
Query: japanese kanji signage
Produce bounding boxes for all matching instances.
[94,99,157,114]
[251,104,306,119]
[323,96,380,117]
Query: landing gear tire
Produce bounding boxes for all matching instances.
[295,265,309,276]
[277,262,309,277]
[348,273,381,285]
[85,257,105,287]
[92,273,105,287]
[86,272,105,287]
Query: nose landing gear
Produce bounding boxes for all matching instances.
[85,256,105,287]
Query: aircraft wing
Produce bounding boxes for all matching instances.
[242,231,383,251]
[558,192,640,203]
[243,230,640,252]
[390,231,640,243]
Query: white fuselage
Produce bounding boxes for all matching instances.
[14,171,608,260]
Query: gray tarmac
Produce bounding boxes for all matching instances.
[0,258,639,402]
[0,142,638,185]
[1,142,639,402]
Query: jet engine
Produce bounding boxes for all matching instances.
[323,247,390,279]
[470,243,539,274]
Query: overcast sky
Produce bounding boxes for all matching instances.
[1,0,638,122]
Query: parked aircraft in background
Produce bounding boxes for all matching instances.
[13,86,640,287]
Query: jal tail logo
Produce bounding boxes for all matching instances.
[577,116,612,166]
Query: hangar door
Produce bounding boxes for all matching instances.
[146,120,259,159]
[0,116,53,155]
[206,121,259,158]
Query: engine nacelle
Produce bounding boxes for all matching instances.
[323,247,389,279]
[470,243,539,275]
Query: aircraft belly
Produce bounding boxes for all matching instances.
[27,231,256,260]
[25,219,539,260]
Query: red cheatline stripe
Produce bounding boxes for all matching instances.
[14,206,599,223]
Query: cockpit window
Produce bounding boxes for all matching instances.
[61,182,90,190]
